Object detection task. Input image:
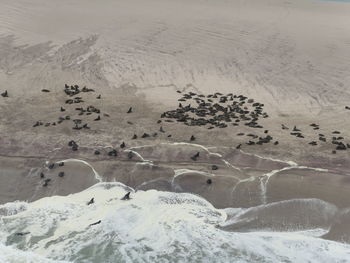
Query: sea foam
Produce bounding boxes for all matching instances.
[1,182,350,263]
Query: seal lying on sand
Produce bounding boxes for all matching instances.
[191,152,200,161]
[1,90,8,97]
[43,178,51,187]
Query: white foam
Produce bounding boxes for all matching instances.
[239,149,298,166]
[1,183,350,263]
[130,142,223,158]
[0,243,69,263]
[123,149,150,163]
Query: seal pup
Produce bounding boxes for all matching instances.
[89,220,101,227]
[94,150,100,155]
[211,165,218,170]
[127,107,133,113]
[96,94,101,99]
[132,134,137,139]
[94,115,100,121]
[58,162,64,167]
[159,126,165,133]
[1,90,8,97]
[190,135,196,141]
[87,198,94,205]
[40,172,45,178]
[128,151,134,159]
[41,89,50,92]
[206,179,212,185]
[58,172,65,177]
[236,144,241,149]
[60,107,65,112]
[120,142,126,148]
[121,192,131,200]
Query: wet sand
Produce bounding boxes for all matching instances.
[1,143,349,208]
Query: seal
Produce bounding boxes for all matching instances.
[89,220,101,226]
[87,198,94,205]
[121,192,131,200]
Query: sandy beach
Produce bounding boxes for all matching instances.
[0,0,350,261]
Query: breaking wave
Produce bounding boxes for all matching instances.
[1,182,350,263]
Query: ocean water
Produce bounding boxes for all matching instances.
[1,182,350,263]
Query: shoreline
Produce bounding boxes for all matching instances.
[1,142,349,209]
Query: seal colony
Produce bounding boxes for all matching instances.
[2,79,349,198]
[159,90,350,154]
[32,84,102,130]
[23,83,350,193]
[26,83,350,164]
[163,92,268,129]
